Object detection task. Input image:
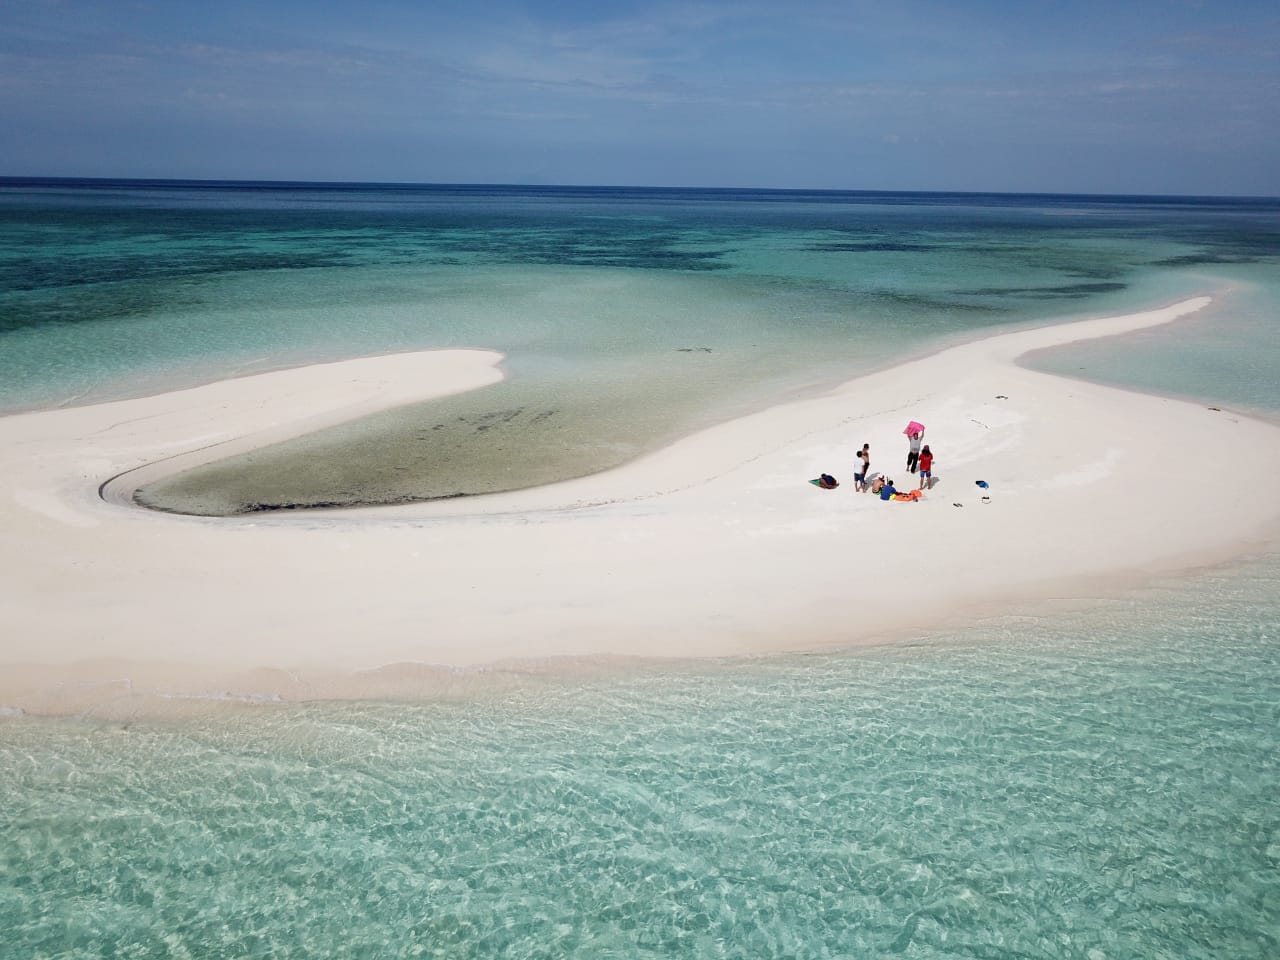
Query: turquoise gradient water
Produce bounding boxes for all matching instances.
[2,181,1279,957]
[3,181,1276,511]
[3,556,1278,958]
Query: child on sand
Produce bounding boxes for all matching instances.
[874,476,923,502]
[918,445,934,490]
[854,443,870,492]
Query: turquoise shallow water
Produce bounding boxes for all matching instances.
[3,181,1276,510]
[3,555,1278,958]
[2,181,1280,956]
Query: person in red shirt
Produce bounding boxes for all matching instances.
[918,445,934,490]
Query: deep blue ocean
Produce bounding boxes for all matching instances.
[1,180,1278,957]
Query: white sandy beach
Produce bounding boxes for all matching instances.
[4,296,1280,717]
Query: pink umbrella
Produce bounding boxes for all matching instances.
[903,420,925,436]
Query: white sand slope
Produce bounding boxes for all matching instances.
[4,297,1280,717]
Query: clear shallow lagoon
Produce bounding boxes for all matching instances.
[3,556,1278,958]
[1,180,1279,956]
[3,180,1276,510]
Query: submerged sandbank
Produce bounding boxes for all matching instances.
[4,297,1280,719]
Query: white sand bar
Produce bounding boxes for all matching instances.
[4,298,1280,717]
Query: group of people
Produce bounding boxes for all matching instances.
[851,428,935,500]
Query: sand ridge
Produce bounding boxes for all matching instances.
[4,297,1280,717]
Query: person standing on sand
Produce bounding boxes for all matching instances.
[918,445,934,490]
[906,430,924,474]
[855,443,870,492]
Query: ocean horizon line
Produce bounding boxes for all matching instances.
[2,175,1277,206]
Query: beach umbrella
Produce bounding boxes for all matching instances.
[903,420,925,436]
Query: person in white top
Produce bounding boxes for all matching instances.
[906,430,924,474]
[854,443,870,492]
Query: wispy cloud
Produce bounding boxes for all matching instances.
[0,0,1276,192]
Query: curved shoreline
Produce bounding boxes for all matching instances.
[4,296,1280,719]
[95,349,507,509]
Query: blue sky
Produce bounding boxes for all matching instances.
[2,0,1277,194]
